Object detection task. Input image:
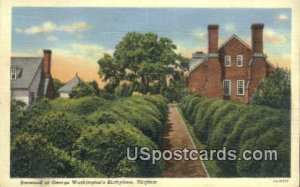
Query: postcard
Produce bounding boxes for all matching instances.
[0,0,299,186]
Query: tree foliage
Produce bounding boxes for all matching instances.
[251,68,290,110]
[98,32,188,101]
[70,81,100,98]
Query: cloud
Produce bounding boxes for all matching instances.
[58,22,92,33]
[268,54,291,69]
[225,23,236,32]
[193,30,207,40]
[264,29,286,45]
[277,14,289,22]
[47,43,114,64]
[24,21,57,34]
[22,21,92,35]
[175,42,207,58]
[47,35,58,41]
[70,43,105,61]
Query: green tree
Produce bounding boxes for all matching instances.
[98,32,186,94]
[70,81,100,98]
[251,68,290,109]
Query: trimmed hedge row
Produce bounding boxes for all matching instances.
[180,94,290,177]
[11,95,168,177]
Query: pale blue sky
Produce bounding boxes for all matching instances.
[12,8,291,59]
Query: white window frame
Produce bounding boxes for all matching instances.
[223,80,231,96]
[237,55,243,67]
[237,80,245,95]
[11,69,17,80]
[225,55,231,67]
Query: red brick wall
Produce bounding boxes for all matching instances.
[219,37,252,103]
[187,63,207,96]
[251,24,264,54]
[205,58,223,98]
[248,57,267,99]
[208,25,219,53]
[186,24,274,104]
[187,58,223,99]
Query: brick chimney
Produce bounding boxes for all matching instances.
[43,49,52,78]
[251,23,264,55]
[208,24,219,55]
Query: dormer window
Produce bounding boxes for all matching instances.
[11,69,17,80]
[225,55,231,67]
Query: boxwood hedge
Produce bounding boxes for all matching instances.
[179,94,290,177]
[11,94,168,177]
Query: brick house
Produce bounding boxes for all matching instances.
[186,24,275,103]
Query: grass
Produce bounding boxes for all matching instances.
[177,106,222,177]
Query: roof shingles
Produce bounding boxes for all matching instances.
[11,57,43,89]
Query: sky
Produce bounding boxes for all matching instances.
[12,8,291,86]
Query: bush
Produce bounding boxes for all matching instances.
[109,102,162,143]
[237,125,290,177]
[11,95,168,178]
[87,110,122,125]
[11,133,102,177]
[180,94,290,177]
[251,68,290,110]
[26,111,89,151]
[50,97,107,115]
[142,95,168,117]
[73,123,162,177]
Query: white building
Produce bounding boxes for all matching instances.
[58,74,83,98]
[11,50,56,105]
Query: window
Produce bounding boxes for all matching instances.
[237,80,245,95]
[30,92,35,104]
[225,55,231,67]
[11,69,17,79]
[237,55,243,67]
[223,80,231,96]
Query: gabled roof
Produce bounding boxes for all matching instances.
[58,74,83,93]
[11,57,43,89]
[218,34,251,50]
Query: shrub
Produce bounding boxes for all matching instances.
[207,104,247,149]
[11,133,102,177]
[142,95,168,117]
[26,111,88,151]
[23,98,51,122]
[251,67,290,110]
[224,106,278,151]
[50,97,107,115]
[109,103,162,143]
[87,110,122,125]
[180,94,290,177]
[237,125,290,177]
[73,123,162,177]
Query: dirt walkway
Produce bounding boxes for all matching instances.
[162,104,207,177]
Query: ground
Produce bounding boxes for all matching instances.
[162,104,207,177]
